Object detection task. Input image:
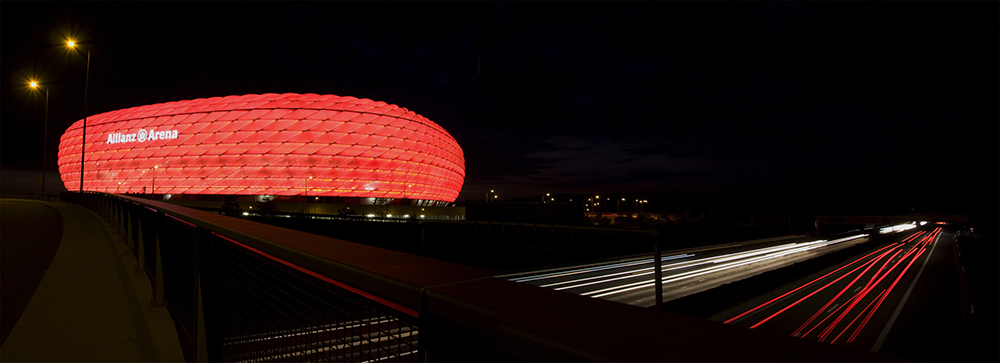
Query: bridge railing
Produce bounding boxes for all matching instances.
[62,191,895,362]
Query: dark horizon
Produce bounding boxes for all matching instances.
[3,2,997,218]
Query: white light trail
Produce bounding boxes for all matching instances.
[512,234,870,301]
[880,223,916,234]
[585,234,868,298]
[508,254,694,283]
[545,240,833,291]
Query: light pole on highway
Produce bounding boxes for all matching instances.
[305,176,313,214]
[29,81,49,194]
[152,165,158,197]
[68,40,91,192]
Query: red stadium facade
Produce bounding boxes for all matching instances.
[57,93,465,204]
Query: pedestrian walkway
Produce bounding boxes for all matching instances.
[0,199,183,362]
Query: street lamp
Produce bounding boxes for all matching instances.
[29,81,49,194]
[68,40,91,192]
[306,176,313,214]
[487,189,494,203]
[152,165,158,197]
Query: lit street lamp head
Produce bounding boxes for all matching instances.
[30,81,38,88]
[67,40,76,47]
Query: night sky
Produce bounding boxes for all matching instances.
[3,2,997,215]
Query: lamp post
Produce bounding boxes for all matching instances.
[29,81,49,194]
[68,40,90,192]
[306,176,313,214]
[488,189,494,203]
[404,184,412,218]
[152,165,158,197]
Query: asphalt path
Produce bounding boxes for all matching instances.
[0,199,64,346]
[719,226,969,359]
[509,233,874,307]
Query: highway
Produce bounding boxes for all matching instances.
[508,233,876,307]
[719,225,958,354]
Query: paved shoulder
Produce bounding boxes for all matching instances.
[0,201,149,362]
[0,199,64,346]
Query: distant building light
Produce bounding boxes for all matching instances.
[419,215,425,218]
[242,212,249,216]
[366,214,375,218]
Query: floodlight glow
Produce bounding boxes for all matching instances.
[57,93,465,202]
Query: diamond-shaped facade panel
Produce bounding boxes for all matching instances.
[58,93,466,202]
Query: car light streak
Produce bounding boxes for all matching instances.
[550,236,866,293]
[723,227,943,347]
[816,246,919,341]
[794,248,900,337]
[880,223,917,234]
[828,247,925,343]
[541,243,820,290]
[588,235,868,298]
[512,234,869,306]
[508,253,694,283]
[724,242,900,325]
[832,289,887,344]
[814,247,913,340]
[545,247,800,290]
[747,249,893,329]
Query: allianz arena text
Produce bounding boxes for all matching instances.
[57,93,465,203]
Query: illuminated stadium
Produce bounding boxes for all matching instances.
[57,93,465,210]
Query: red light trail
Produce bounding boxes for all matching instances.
[724,227,944,347]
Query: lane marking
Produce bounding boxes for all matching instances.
[871,229,942,352]
[827,303,840,313]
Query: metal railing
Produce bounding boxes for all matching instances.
[63,191,897,362]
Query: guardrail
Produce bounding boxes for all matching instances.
[62,191,897,362]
